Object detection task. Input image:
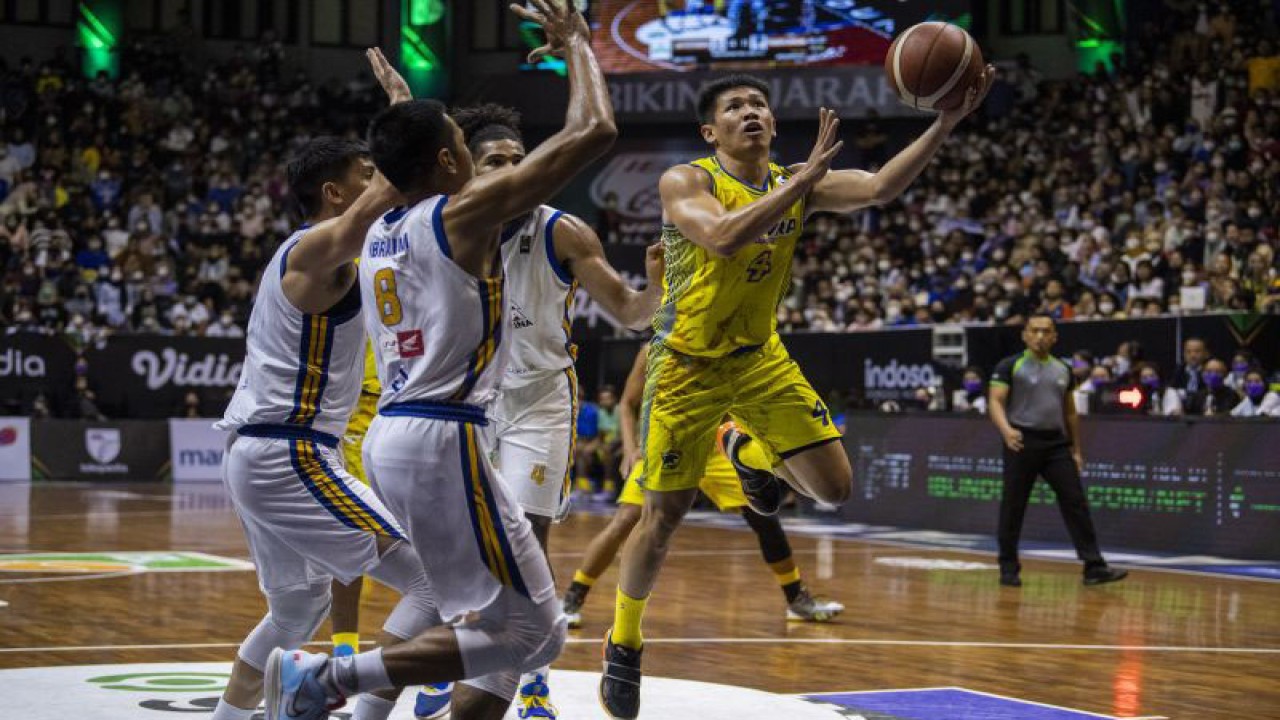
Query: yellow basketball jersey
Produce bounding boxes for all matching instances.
[653,156,805,358]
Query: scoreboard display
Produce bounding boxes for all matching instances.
[588,0,971,73]
[840,413,1280,560]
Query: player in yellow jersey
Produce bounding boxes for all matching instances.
[561,346,842,627]
[599,71,994,719]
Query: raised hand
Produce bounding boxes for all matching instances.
[939,64,996,128]
[797,107,844,186]
[366,47,411,105]
[510,0,591,64]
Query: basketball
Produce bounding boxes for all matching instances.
[885,22,984,113]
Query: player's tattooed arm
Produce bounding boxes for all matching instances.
[446,0,616,241]
[555,214,663,331]
[282,171,401,313]
[661,111,840,257]
[803,67,995,215]
[367,47,412,105]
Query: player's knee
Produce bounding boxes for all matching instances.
[239,582,332,670]
[515,600,567,672]
[819,474,852,505]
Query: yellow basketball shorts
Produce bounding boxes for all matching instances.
[619,451,747,511]
[341,392,379,484]
[639,334,841,493]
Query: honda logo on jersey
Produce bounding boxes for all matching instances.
[396,330,424,358]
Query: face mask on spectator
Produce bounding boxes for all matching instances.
[963,379,983,395]
[1100,301,1116,314]
[1232,361,1249,374]
[1141,374,1161,389]
[1244,380,1266,401]
[1203,371,1224,389]
[1182,271,1197,284]
[1154,161,1168,173]
[1248,207,1262,219]
[1002,281,1018,293]
[1125,237,1140,250]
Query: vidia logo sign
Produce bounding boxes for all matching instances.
[0,348,46,377]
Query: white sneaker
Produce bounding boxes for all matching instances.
[263,648,344,720]
[786,587,845,622]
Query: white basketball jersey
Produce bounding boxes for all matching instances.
[501,205,577,388]
[360,196,508,408]
[219,229,365,438]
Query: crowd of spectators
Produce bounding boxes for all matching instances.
[780,0,1279,333]
[1,1,1277,346]
[945,336,1280,418]
[0,34,384,341]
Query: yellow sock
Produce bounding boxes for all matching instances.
[612,587,648,650]
[774,567,801,586]
[737,436,776,472]
[573,569,597,587]
[332,632,359,652]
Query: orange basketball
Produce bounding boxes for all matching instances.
[884,22,984,113]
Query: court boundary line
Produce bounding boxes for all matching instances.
[3,638,1276,655]
[801,686,1169,720]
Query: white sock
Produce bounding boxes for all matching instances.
[521,666,551,690]
[324,648,394,696]
[352,693,397,720]
[210,698,255,720]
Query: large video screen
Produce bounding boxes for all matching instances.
[590,0,970,73]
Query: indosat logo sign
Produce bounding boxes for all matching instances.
[863,359,939,401]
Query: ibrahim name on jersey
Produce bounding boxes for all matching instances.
[359,195,508,410]
[654,156,805,358]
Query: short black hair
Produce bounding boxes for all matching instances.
[451,103,523,156]
[287,137,369,217]
[1025,311,1057,327]
[367,99,451,194]
[697,74,771,124]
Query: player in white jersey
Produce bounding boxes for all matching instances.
[262,3,618,720]
[437,104,662,717]
[212,51,447,720]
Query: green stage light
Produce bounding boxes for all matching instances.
[78,2,121,78]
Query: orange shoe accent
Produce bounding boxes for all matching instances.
[715,421,738,458]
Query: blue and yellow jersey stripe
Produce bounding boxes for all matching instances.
[562,367,579,504]
[289,314,334,425]
[452,276,505,402]
[459,423,529,598]
[288,439,402,538]
[562,280,578,361]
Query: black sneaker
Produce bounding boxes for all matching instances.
[563,582,588,629]
[599,632,643,720]
[717,422,783,516]
[1083,566,1128,586]
[999,571,1022,587]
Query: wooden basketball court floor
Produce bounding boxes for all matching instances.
[1,482,1277,719]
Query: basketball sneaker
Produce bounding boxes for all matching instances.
[413,682,453,719]
[786,587,845,622]
[517,672,558,719]
[717,422,784,516]
[263,648,343,720]
[1083,566,1128,586]
[562,583,588,629]
[599,631,643,719]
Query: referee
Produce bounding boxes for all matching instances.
[988,313,1127,588]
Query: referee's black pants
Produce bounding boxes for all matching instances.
[998,428,1105,572]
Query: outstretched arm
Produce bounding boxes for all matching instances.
[556,214,664,330]
[664,108,843,258]
[803,67,994,215]
[446,1,616,239]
